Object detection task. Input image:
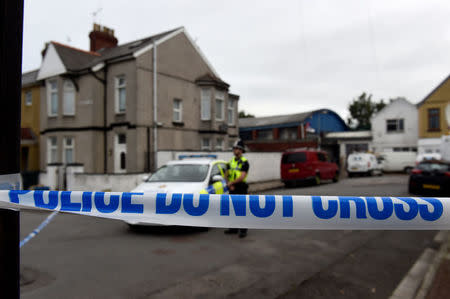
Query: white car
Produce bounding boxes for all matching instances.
[347,153,383,177]
[126,158,228,227]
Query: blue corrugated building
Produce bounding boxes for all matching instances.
[238,109,348,160]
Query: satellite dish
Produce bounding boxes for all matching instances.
[446,103,450,128]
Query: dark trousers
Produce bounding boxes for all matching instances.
[229,183,248,234]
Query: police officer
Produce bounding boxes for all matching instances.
[224,139,249,238]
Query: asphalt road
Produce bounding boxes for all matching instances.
[17,174,437,298]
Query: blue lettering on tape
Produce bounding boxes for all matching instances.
[34,190,58,209]
[339,197,367,219]
[366,197,393,220]
[394,197,418,221]
[249,195,275,218]
[220,195,246,216]
[94,192,119,213]
[183,194,209,216]
[121,192,144,214]
[9,190,30,203]
[82,192,93,212]
[156,193,182,214]
[61,191,81,212]
[312,196,443,222]
[419,197,443,221]
[312,196,338,219]
[282,196,293,217]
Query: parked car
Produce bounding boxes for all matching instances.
[416,152,442,164]
[126,158,228,227]
[280,149,339,187]
[408,160,450,196]
[378,151,416,173]
[347,153,383,177]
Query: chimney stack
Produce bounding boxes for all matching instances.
[89,23,118,52]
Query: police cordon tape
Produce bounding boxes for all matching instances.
[1,190,449,229]
[20,211,58,248]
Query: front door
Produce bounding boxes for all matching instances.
[114,133,127,173]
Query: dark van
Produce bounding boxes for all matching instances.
[281,149,339,187]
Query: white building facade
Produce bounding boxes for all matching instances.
[371,98,418,153]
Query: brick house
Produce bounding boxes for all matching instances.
[37,24,239,178]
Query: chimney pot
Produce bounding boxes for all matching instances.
[89,23,118,52]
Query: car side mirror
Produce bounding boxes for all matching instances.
[212,175,223,183]
[142,175,149,182]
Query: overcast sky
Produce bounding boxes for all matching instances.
[22,0,450,120]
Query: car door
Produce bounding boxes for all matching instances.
[316,152,329,179]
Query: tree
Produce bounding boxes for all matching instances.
[238,110,255,118]
[347,92,386,130]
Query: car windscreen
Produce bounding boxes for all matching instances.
[349,156,363,161]
[147,164,210,182]
[282,152,306,164]
[417,162,449,172]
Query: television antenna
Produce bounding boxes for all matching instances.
[92,8,103,23]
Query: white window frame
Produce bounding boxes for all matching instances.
[47,79,58,117]
[201,89,211,120]
[386,119,404,133]
[201,138,211,150]
[173,98,183,122]
[115,75,126,114]
[227,99,234,125]
[215,91,225,121]
[63,137,75,164]
[215,138,224,151]
[63,80,75,116]
[47,136,58,164]
[25,91,32,106]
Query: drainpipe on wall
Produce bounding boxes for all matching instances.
[153,40,158,171]
[103,64,108,174]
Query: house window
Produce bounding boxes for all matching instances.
[428,108,440,131]
[201,89,211,120]
[47,136,58,163]
[228,140,234,150]
[115,76,126,113]
[63,80,75,115]
[173,99,182,122]
[215,138,224,151]
[279,127,298,140]
[201,138,211,150]
[118,133,126,144]
[63,137,75,164]
[386,119,404,132]
[228,99,234,125]
[257,129,273,140]
[47,80,58,116]
[25,91,32,106]
[215,91,224,121]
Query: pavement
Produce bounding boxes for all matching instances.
[390,230,450,299]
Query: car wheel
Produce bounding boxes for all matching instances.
[348,172,353,178]
[404,167,413,174]
[315,173,321,185]
[332,172,339,183]
[368,170,374,177]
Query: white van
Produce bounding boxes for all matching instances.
[347,153,382,177]
[379,151,416,173]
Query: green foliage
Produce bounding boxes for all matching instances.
[238,110,255,118]
[347,92,386,130]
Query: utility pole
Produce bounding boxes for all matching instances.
[0,0,24,297]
